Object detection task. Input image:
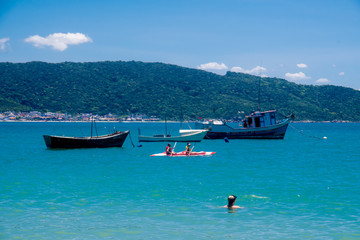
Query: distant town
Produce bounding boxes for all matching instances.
[0,111,354,123]
[0,111,160,122]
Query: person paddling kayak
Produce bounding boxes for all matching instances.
[185,142,192,155]
[165,143,173,156]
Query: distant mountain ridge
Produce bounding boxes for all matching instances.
[0,61,359,121]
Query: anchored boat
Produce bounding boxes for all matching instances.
[138,129,207,142]
[43,130,130,148]
[43,117,130,148]
[195,110,293,139]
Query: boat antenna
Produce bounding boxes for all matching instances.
[257,77,261,111]
[90,115,93,138]
[180,107,184,130]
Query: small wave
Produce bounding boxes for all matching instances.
[250,194,269,199]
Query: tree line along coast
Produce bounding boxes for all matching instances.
[1,61,360,122]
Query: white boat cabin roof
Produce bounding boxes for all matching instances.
[248,109,277,116]
[245,110,277,128]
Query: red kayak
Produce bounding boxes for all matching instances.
[150,151,215,157]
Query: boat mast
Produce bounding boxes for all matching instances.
[257,77,261,111]
[94,117,98,137]
[89,115,98,138]
[180,107,183,130]
[90,115,93,138]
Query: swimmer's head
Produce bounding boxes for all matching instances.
[228,195,237,200]
[228,195,237,206]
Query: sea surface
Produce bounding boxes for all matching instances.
[1,121,359,239]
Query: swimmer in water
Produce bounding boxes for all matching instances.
[223,195,243,209]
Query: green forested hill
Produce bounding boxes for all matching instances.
[0,61,359,121]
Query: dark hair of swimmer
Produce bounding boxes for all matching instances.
[227,195,237,207]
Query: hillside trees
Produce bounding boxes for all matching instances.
[0,61,359,121]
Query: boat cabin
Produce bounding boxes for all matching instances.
[243,110,277,128]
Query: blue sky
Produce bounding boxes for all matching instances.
[1,0,360,89]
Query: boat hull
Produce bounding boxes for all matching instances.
[151,151,215,157]
[139,130,207,142]
[204,119,290,139]
[43,131,130,148]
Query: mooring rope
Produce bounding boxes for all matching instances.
[128,131,135,147]
[289,124,327,140]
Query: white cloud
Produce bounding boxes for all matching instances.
[316,78,330,83]
[198,62,228,70]
[297,63,308,68]
[230,66,245,72]
[24,32,92,51]
[339,72,345,76]
[284,72,310,81]
[0,37,10,51]
[230,66,267,75]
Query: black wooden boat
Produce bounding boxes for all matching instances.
[43,130,130,148]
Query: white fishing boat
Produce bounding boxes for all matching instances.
[138,129,207,142]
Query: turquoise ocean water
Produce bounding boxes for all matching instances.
[1,122,360,239]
